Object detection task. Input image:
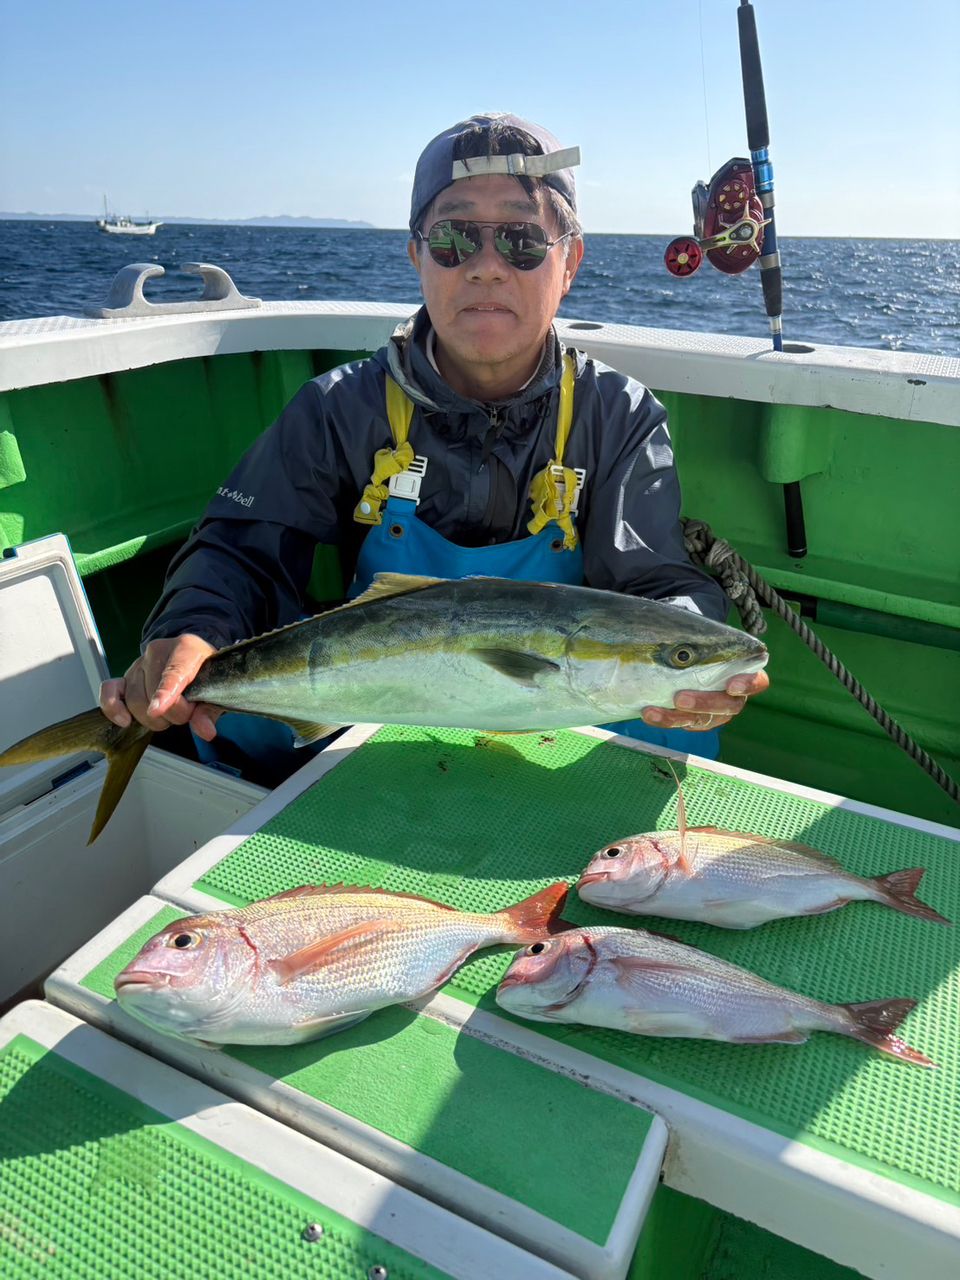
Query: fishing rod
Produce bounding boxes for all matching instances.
[737,0,806,559]
[665,0,806,558]
[737,0,783,353]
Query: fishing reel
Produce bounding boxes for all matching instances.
[664,158,770,278]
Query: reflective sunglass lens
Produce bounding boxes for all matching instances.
[424,221,554,270]
[427,222,477,267]
[500,225,549,270]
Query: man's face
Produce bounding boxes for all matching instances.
[408,173,583,397]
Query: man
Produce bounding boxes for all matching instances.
[100,113,768,771]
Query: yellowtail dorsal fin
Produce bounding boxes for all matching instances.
[210,574,448,658]
[352,572,446,605]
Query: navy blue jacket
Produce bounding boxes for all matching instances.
[143,307,727,649]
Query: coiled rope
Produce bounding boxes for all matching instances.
[682,518,960,805]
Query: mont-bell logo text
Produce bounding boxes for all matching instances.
[217,486,255,508]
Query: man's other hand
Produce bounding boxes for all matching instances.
[641,669,770,732]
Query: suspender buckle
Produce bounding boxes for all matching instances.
[388,454,428,504]
[548,464,586,514]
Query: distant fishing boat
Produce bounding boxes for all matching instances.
[96,194,162,236]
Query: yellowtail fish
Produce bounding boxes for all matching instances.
[114,882,570,1045]
[495,926,935,1067]
[577,771,949,929]
[0,573,767,842]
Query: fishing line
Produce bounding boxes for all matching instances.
[698,0,713,176]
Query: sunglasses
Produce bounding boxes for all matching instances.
[416,219,574,271]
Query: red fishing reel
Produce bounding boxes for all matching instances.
[664,157,769,278]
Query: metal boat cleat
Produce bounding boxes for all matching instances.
[85,261,261,318]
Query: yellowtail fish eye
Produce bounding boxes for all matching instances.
[603,846,623,859]
[668,645,696,668]
[170,931,202,950]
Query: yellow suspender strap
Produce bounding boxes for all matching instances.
[526,353,579,549]
[353,376,417,526]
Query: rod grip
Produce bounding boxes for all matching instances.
[761,265,783,319]
[738,2,770,151]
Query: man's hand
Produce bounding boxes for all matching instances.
[99,634,222,741]
[641,670,770,733]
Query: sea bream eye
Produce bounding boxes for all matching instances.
[527,942,547,955]
[170,931,201,949]
[604,846,623,859]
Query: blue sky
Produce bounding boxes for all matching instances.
[1,0,958,236]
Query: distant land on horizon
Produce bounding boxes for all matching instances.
[2,214,954,240]
[0,211,376,228]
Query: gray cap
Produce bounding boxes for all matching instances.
[409,113,580,232]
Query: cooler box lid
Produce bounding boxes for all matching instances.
[0,533,109,816]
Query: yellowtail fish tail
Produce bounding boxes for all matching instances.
[873,868,952,925]
[0,707,153,845]
[498,883,572,940]
[840,997,936,1068]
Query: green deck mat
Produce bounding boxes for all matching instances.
[0,1033,446,1280]
[83,906,655,1247]
[86,726,959,1211]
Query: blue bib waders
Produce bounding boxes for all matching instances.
[197,357,719,775]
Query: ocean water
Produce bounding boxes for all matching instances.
[1,219,957,356]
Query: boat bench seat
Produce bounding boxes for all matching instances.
[0,999,576,1280]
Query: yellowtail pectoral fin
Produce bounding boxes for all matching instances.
[0,707,153,845]
[267,919,394,985]
[472,648,561,686]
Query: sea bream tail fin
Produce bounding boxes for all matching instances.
[497,882,572,940]
[873,867,951,925]
[840,997,936,1068]
[0,707,153,844]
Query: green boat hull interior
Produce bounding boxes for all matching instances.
[0,303,957,1280]
[1,315,956,824]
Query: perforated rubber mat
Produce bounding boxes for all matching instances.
[197,727,960,1200]
[96,727,959,1205]
[0,1033,446,1280]
[81,906,656,1247]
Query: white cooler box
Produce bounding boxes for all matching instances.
[0,534,266,1003]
